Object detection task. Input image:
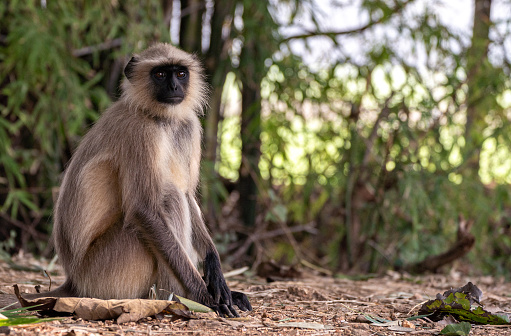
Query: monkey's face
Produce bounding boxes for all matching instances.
[150,65,190,105]
[121,43,209,119]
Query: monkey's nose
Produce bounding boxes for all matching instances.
[169,80,178,91]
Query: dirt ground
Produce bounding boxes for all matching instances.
[1,254,511,335]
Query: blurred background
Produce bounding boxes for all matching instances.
[1,0,511,278]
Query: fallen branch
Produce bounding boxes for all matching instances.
[405,216,475,273]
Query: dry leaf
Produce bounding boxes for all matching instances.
[54,297,182,323]
[13,284,194,323]
[401,320,415,329]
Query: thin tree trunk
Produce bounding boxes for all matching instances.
[237,2,264,228]
[179,0,204,52]
[238,78,261,228]
[201,0,236,226]
[464,0,492,172]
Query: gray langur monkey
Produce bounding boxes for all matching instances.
[48,43,251,317]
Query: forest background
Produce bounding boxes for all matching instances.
[1,0,511,278]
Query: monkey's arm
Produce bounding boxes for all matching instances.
[130,200,216,308]
[188,196,252,315]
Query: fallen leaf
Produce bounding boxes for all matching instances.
[57,297,191,324]
[439,321,471,335]
[388,326,416,332]
[14,284,197,323]
[417,282,511,325]
[401,320,415,329]
[174,295,213,313]
[160,301,196,322]
[363,314,394,326]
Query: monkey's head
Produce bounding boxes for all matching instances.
[122,43,209,119]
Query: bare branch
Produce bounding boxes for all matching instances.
[229,223,317,263]
[281,0,415,43]
[72,38,123,57]
[406,217,475,273]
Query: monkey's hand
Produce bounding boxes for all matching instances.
[232,291,252,311]
[203,252,244,318]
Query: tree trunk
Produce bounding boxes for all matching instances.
[200,0,236,226]
[179,0,204,52]
[237,2,266,228]
[464,0,492,172]
[238,79,261,227]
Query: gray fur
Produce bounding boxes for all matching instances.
[52,43,219,305]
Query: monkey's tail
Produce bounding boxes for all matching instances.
[28,279,76,299]
[0,280,76,309]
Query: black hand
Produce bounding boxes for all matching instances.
[203,252,240,317]
[232,291,252,311]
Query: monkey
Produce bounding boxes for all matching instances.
[6,43,251,316]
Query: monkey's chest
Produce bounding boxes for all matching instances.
[156,137,193,193]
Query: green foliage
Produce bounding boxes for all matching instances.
[252,0,511,273]
[2,0,511,278]
[421,288,510,325]
[0,0,166,252]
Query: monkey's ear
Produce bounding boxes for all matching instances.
[124,56,138,81]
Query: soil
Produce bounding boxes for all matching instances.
[1,254,511,335]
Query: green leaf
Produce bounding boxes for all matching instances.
[0,306,60,327]
[406,313,433,321]
[440,322,471,335]
[363,314,392,324]
[419,284,511,325]
[174,295,214,313]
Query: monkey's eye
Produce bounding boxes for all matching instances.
[153,71,166,80]
[176,70,187,79]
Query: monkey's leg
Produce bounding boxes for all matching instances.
[55,161,157,300]
[188,195,252,316]
[72,223,157,299]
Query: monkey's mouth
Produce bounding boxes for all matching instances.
[163,96,184,105]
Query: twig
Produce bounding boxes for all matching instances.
[300,259,332,276]
[229,224,317,262]
[282,0,415,42]
[407,300,428,316]
[292,299,377,306]
[362,93,394,167]
[72,38,123,57]
[223,266,249,278]
[44,270,52,291]
[0,213,48,242]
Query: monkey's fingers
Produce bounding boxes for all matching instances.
[208,304,234,318]
[206,276,232,306]
[231,291,252,311]
[219,304,239,318]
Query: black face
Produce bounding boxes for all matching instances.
[150,65,189,105]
